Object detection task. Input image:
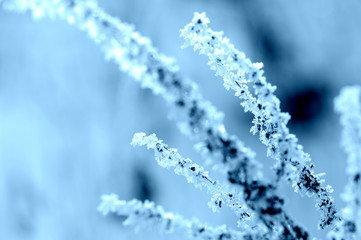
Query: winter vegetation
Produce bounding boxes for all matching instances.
[329,86,361,240]
[1,0,360,240]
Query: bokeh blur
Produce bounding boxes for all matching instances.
[0,0,360,239]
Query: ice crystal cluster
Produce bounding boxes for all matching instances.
[1,0,361,240]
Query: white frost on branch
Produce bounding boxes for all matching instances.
[98,194,260,240]
[131,133,256,226]
[2,3,299,236]
[180,12,339,229]
[0,1,325,237]
[329,86,361,240]
[1,0,265,188]
[2,1,312,237]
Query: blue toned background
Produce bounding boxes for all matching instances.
[0,0,360,239]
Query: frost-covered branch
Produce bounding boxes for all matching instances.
[0,0,265,187]
[1,1,310,238]
[131,133,310,239]
[98,194,261,240]
[131,133,254,224]
[181,12,339,229]
[329,86,361,240]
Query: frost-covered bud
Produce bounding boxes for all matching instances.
[181,12,339,229]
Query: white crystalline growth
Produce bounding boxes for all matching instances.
[98,194,254,240]
[131,133,255,224]
[180,12,339,229]
[330,86,361,240]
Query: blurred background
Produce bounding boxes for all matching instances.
[0,0,360,239]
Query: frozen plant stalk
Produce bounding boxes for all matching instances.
[1,0,310,238]
[131,133,253,224]
[0,0,264,184]
[180,12,339,229]
[131,132,309,239]
[97,132,279,239]
[1,1,349,238]
[329,86,361,240]
[98,194,252,240]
